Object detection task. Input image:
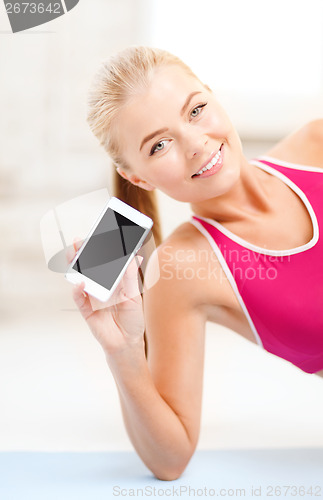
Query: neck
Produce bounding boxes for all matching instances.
[190,157,272,223]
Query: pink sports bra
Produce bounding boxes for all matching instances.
[190,156,323,374]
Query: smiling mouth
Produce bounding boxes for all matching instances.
[192,144,223,178]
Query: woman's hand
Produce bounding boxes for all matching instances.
[67,239,145,357]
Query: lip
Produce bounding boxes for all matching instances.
[192,144,224,179]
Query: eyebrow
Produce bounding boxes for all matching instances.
[180,91,202,116]
[139,91,203,151]
[140,128,168,151]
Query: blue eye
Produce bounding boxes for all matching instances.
[150,140,166,156]
[190,103,207,118]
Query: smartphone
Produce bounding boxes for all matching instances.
[65,197,153,302]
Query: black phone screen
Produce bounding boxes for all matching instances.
[72,208,146,290]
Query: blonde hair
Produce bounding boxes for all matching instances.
[87,46,203,248]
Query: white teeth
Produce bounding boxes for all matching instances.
[195,148,221,176]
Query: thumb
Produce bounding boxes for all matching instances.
[136,255,144,266]
[118,255,143,302]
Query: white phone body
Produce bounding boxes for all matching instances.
[65,197,153,302]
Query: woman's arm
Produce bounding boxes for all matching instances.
[72,239,209,480]
[108,243,208,480]
[264,119,323,167]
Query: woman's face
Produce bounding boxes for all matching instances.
[115,64,243,203]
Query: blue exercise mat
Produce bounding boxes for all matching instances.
[0,449,322,499]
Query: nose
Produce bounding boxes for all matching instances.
[183,130,208,160]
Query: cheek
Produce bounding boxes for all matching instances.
[204,111,231,136]
[153,149,184,184]
[201,101,232,135]
[154,145,183,177]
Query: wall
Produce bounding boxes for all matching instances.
[1,1,323,453]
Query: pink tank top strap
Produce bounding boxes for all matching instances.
[190,156,323,374]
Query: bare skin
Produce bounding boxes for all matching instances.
[72,62,323,480]
[158,119,323,371]
[160,119,323,375]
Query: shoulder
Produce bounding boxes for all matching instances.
[264,119,323,168]
[145,221,207,289]
[143,221,225,308]
[157,221,213,273]
[304,119,323,142]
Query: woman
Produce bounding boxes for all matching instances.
[71,46,323,480]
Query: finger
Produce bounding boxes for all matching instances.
[66,237,84,264]
[118,255,143,301]
[98,256,140,308]
[85,255,144,310]
[65,246,75,264]
[72,282,93,320]
[136,255,144,267]
[73,237,84,253]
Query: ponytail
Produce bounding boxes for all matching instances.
[113,167,162,248]
[113,167,162,359]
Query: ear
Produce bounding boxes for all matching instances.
[116,167,155,192]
